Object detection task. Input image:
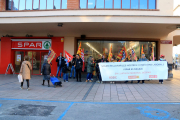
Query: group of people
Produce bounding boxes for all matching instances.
[18,52,167,90]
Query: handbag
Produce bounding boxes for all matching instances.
[18,74,23,83]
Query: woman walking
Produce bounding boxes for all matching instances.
[41,59,51,87]
[86,56,94,82]
[19,56,32,91]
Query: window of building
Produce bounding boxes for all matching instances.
[78,40,157,72]
[80,0,156,9]
[6,0,67,11]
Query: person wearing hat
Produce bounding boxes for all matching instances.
[159,54,167,84]
[137,54,148,84]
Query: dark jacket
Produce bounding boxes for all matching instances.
[99,58,108,62]
[56,56,65,67]
[71,58,76,66]
[62,60,68,73]
[75,58,83,70]
[41,60,51,75]
[96,64,100,73]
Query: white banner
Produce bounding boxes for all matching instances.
[99,61,168,81]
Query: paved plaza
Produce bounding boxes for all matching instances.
[0,70,180,102]
[0,70,180,120]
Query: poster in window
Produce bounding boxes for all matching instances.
[17,54,21,62]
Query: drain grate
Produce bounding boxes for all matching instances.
[3,104,55,116]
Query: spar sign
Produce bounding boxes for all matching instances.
[99,61,168,81]
[11,39,51,50]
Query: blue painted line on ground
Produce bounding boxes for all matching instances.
[0,98,180,105]
[82,82,96,100]
[57,103,74,120]
[0,104,1,107]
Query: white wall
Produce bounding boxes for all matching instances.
[174,0,180,9]
[64,37,75,57]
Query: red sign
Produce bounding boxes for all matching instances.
[160,40,172,44]
[149,75,157,78]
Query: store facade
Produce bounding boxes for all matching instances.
[0,37,64,75]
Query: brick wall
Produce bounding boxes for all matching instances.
[0,0,5,11]
[67,0,80,9]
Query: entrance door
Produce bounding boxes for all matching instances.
[14,51,24,73]
[14,50,48,75]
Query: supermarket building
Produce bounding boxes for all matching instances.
[0,0,180,75]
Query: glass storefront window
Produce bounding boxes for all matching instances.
[131,0,139,9]
[12,0,19,10]
[26,0,32,10]
[19,0,25,10]
[88,0,96,9]
[96,0,104,9]
[149,0,156,9]
[33,0,39,10]
[140,0,147,9]
[62,0,67,9]
[114,0,121,9]
[40,0,46,10]
[78,40,157,62]
[122,0,130,9]
[54,0,61,9]
[105,0,113,9]
[47,0,53,9]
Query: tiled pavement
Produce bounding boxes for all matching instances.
[0,70,180,102]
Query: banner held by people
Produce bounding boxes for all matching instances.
[47,48,56,64]
[65,51,73,62]
[99,61,168,81]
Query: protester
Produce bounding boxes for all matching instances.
[75,54,83,82]
[63,57,69,82]
[124,55,134,84]
[96,61,100,82]
[100,55,108,62]
[19,56,32,90]
[86,56,94,82]
[69,55,76,79]
[56,53,64,78]
[159,55,167,84]
[137,54,148,84]
[110,56,116,84]
[41,59,51,87]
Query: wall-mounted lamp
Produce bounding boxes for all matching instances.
[176,25,180,29]
[26,34,33,37]
[57,23,63,27]
[47,34,53,37]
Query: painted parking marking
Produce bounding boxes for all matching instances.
[137,106,179,120]
[0,104,1,107]
[57,103,74,120]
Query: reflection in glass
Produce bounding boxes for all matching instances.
[122,0,130,9]
[15,51,24,73]
[33,0,39,10]
[114,0,121,9]
[140,0,147,9]
[105,0,113,9]
[26,0,32,10]
[8,0,12,10]
[149,0,156,9]
[54,0,60,9]
[19,0,25,10]
[40,0,46,10]
[88,0,95,9]
[131,0,138,9]
[12,0,19,10]
[47,0,53,9]
[62,0,67,9]
[96,0,104,9]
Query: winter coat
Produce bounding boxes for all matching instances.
[56,56,65,67]
[62,59,70,73]
[87,57,94,73]
[41,59,51,75]
[20,61,32,80]
[96,64,100,73]
[75,58,83,70]
[138,57,148,61]
[71,58,76,66]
